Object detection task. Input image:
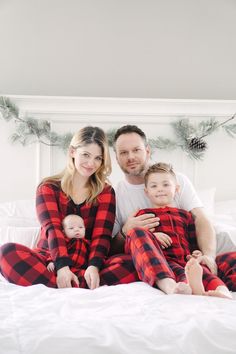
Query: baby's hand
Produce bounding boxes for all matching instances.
[47,262,55,272]
[153,232,172,249]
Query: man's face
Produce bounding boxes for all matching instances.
[115,132,150,177]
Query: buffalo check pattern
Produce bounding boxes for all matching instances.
[125,207,232,291]
[0,182,139,288]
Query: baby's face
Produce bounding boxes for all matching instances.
[63,216,86,239]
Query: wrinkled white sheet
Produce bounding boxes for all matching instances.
[0,282,236,354]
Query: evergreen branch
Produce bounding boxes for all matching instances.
[0,96,19,120]
[148,137,178,150]
[223,124,236,138]
[199,113,236,138]
[171,119,197,143]
[106,128,117,146]
[1,96,236,160]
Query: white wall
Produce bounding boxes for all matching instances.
[0,0,236,99]
[0,95,236,203]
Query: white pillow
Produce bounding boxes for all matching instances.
[215,228,236,254]
[0,226,40,248]
[0,199,36,217]
[0,216,40,227]
[215,199,236,222]
[0,199,39,227]
[197,188,216,216]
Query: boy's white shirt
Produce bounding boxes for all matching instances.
[112,172,203,237]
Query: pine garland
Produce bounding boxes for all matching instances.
[0,96,236,159]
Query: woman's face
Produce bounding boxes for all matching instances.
[70,143,103,178]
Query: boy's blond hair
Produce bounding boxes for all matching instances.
[144,162,176,186]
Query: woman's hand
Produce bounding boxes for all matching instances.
[84,265,100,290]
[122,210,160,234]
[56,266,79,288]
[153,232,172,248]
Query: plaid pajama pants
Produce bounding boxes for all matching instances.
[1,232,236,291]
[0,241,139,288]
[125,228,236,291]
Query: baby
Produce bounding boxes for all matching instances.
[47,214,86,272]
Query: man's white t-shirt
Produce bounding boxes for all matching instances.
[112,172,203,236]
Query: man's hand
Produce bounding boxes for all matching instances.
[122,210,160,234]
[196,255,217,275]
[153,232,172,248]
[84,265,100,290]
[186,250,203,261]
[57,266,79,288]
[191,250,203,258]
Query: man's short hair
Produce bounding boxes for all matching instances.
[113,125,147,146]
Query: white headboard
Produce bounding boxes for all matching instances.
[1,95,236,202]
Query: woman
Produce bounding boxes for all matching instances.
[0,126,139,289]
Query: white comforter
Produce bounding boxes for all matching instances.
[1,199,236,354]
[0,281,236,354]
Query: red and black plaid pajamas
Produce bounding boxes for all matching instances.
[125,207,227,291]
[0,182,139,288]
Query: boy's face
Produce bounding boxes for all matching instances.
[145,172,179,207]
[63,215,86,239]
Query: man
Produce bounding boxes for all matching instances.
[111,125,217,274]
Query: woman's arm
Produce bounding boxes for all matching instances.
[88,185,116,270]
[36,183,72,271]
[83,185,115,289]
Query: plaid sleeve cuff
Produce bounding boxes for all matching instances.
[88,257,103,270]
[55,257,73,271]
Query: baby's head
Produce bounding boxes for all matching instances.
[144,163,179,207]
[62,214,85,239]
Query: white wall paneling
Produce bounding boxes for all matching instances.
[1,95,236,202]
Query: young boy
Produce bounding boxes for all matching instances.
[133,162,232,299]
[47,214,88,272]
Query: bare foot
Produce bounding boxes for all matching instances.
[173,282,192,295]
[156,278,191,295]
[185,258,205,295]
[206,286,233,300]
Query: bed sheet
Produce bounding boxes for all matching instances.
[0,281,236,354]
[1,199,236,354]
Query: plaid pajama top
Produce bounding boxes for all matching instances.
[136,207,198,265]
[35,182,115,271]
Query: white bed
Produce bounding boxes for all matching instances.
[1,197,236,354]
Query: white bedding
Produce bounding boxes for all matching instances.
[1,198,236,354]
[0,281,236,354]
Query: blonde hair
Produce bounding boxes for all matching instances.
[41,126,112,203]
[144,162,176,186]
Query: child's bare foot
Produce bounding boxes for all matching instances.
[185,259,232,299]
[173,282,192,295]
[206,286,233,300]
[156,278,191,295]
[185,258,205,295]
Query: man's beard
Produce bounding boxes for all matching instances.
[122,162,147,177]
